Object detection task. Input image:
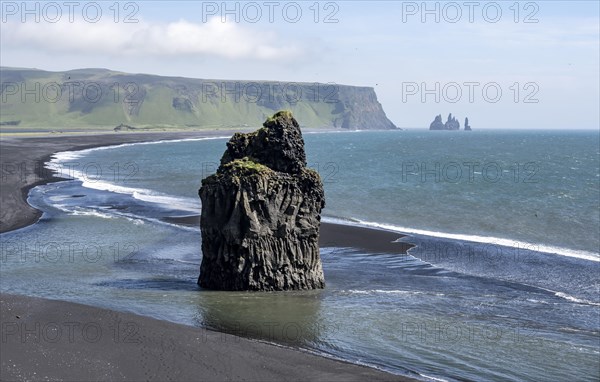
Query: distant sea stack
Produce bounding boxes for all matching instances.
[429,115,445,130]
[464,117,472,131]
[429,113,471,130]
[198,111,326,291]
[444,113,460,130]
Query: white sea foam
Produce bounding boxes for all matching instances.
[56,203,199,232]
[345,289,446,297]
[69,209,116,220]
[65,169,200,213]
[322,217,600,263]
[47,138,214,213]
[46,138,599,263]
[54,204,150,225]
[47,135,230,182]
[50,136,230,164]
[554,292,600,307]
[419,374,449,382]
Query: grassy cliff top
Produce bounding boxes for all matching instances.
[0,67,397,131]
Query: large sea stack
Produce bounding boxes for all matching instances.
[198,111,326,291]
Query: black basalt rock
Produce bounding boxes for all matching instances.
[429,114,445,130]
[444,113,460,130]
[429,113,466,130]
[220,111,306,174]
[198,111,326,291]
[464,117,472,131]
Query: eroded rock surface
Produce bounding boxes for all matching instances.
[198,111,325,291]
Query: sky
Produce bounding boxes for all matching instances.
[1,0,599,129]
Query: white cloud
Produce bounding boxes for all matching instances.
[1,17,302,60]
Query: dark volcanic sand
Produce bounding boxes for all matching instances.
[0,293,415,381]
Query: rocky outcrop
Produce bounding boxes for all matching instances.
[331,86,397,129]
[445,113,460,130]
[113,123,136,131]
[464,117,472,131]
[429,113,467,130]
[429,114,445,130]
[198,111,326,291]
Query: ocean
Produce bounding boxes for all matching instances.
[1,129,598,381]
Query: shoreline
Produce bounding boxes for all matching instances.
[0,130,414,254]
[1,130,413,255]
[0,130,242,233]
[0,293,417,381]
[0,131,416,381]
[164,215,414,255]
[0,127,359,234]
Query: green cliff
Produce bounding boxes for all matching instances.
[0,67,397,130]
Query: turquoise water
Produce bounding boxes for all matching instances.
[1,129,599,381]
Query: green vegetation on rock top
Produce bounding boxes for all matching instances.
[222,157,272,175]
[264,110,293,125]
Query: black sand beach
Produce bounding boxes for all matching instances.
[0,131,235,233]
[0,293,413,381]
[0,132,415,381]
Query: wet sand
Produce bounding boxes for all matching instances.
[0,293,415,381]
[165,215,413,255]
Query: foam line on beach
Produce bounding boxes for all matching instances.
[52,172,200,213]
[322,217,600,263]
[52,136,231,160]
[47,140,209,213]
[52,201,200,233]
[551,291,600,307]
[46,138,598,263]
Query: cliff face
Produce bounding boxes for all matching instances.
[332,86,397,129]
[198,111,325,291]
[0,67,397,130]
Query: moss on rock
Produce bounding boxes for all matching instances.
[198,111,325,291]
